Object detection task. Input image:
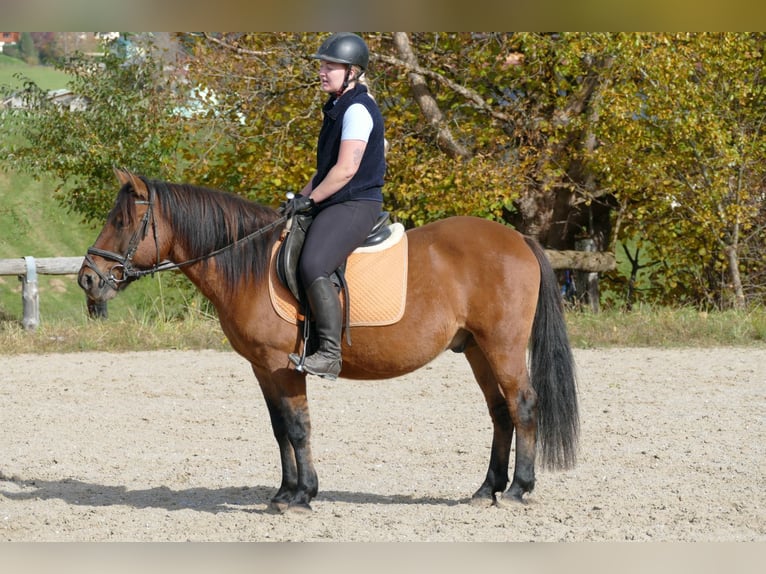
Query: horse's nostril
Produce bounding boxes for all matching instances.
[79,271,93,291]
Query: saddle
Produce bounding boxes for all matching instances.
[276,210,393,305]
[275,211,396,344]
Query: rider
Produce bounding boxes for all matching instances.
[287,32,387,379]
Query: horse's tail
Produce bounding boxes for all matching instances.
[525,237,580,471]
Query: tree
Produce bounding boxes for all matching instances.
[3,32,764,309]
[167,33,322,204]
[591,33,766,309]
[171,32,766,308]
[18,33,39,65]
[29,33,63,65]
[2,33,31,63]
[172,33,615,240]
[1,37,185,223]
[4,32,619,243]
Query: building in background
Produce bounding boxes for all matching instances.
[0,32,21,52]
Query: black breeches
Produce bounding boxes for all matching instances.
[299,200,381,286]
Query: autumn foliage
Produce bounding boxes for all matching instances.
[2,32,764,309]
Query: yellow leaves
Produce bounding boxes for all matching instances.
[384,144,522,228]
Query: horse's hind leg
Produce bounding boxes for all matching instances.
[502,361,538,504]
[473,340,538,505]
[465,345,513,506]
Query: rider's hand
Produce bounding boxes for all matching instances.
[288,194,315,215]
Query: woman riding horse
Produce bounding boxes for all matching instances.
[286,32,388,380]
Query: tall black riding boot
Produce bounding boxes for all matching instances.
[290,276,342,379]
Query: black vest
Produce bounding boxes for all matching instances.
[312,84,386,208]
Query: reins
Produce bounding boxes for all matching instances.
[84,180,287,290]
[133,216,286,276]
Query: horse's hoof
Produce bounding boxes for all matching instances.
[269,500,288,514]
[498,488,529,507]
[286,501,313,514]
[269,499,290,513]
[468,494,496,508]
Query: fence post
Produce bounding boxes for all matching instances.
[20,256,40,330]
[575,238,600,313]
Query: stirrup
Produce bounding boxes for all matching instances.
[293,351,341,380]
[288,352,305,371]
[288,352,341,380]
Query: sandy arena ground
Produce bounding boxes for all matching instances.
[0,347,763,541]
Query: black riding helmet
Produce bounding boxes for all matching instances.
[311,32,369,71]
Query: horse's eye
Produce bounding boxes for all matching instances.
[113,214,124,230]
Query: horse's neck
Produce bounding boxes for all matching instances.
[161,201,279,313]
[174,258,230,310]
[170,243,268,316]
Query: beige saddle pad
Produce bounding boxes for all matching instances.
[268,223,408,326]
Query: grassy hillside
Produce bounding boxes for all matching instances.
[1,55,90,321]
[0,170,87,320]
[0,168,176,324]
[0,59,82,270]
[0,54,70,90]
[0,59,179,326]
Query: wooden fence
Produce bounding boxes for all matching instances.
[0,256,89,330]
[1,250,616,330]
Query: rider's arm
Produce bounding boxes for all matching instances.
[308,139,367,203]
[308,103,373,204]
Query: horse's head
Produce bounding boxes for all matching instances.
[78,168,167,302]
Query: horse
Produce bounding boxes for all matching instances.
[78,168,579,513]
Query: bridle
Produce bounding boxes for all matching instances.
[83,180,287,291]
[83,181,160,291]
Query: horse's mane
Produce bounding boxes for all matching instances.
[117,178,284,294]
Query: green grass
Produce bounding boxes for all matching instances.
[0,169,181,327]
[566,305,766,348]
[0,54,71,91]
[0,171,88,257]
[1,307,764,355]
[0,169,87,320]
[0,313,230,355]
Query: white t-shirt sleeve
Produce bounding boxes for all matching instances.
[341,103,374,142]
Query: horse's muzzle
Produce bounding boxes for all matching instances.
[77,265,118,302]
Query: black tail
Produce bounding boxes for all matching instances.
[525,237,580,470]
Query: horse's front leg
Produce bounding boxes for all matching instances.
[256,368,318,513]
[261,396,299,511]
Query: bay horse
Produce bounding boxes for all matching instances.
[78,169,579,512]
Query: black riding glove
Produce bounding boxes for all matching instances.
[288,194,315,215]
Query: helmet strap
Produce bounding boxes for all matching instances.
[337,65,353,98]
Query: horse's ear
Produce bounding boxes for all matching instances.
[112,168,148,200]
[114,167,131,186]
[126,172,149,200]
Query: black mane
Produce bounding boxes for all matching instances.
[122,178,284,294]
